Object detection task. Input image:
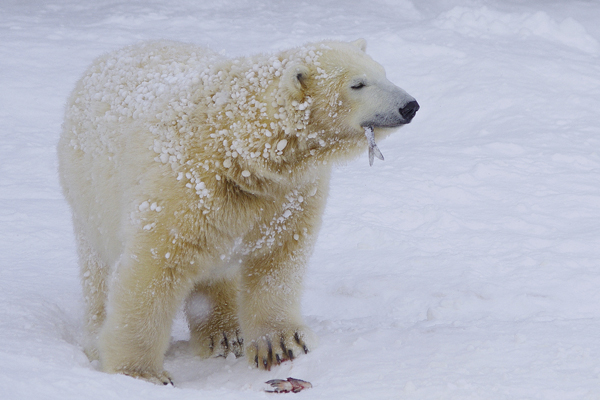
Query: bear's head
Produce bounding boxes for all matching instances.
[279,39,419,165]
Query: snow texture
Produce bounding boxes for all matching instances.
[2,0,600,398]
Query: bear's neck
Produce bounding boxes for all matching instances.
[187,51,339,195]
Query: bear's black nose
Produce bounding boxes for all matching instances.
[400,100,419,123]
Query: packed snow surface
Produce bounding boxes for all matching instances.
[2,0,600,398]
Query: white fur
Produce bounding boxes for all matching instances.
[58,39,414,382]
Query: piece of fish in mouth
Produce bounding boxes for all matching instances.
[364,126,384,166]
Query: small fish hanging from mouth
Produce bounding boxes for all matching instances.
[364,126,384,166]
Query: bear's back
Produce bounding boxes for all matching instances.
[67,41,224,128]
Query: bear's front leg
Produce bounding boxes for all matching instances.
[240,244,314,370]
[239,180,328,370]
[98,242,195,385]
[185,278,243,359]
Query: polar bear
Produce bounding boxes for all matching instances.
[58,39,418,384]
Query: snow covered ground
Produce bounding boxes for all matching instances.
[2,0,600,398]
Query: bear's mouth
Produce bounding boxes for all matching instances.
[361,100,420,129]
[361,100,420,166]
[364,126,384,167]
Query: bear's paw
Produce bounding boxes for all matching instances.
[120,368,174,386]
[190,320,244,359]
[246,327,313,371]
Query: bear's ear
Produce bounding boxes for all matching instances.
[351,38,367,52]
[281,64,311,101]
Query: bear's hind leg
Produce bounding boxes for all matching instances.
[98,244,194,385]
[185,278,243,359]
[76,228,109,361]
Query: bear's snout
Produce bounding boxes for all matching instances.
[400,100,419,124]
